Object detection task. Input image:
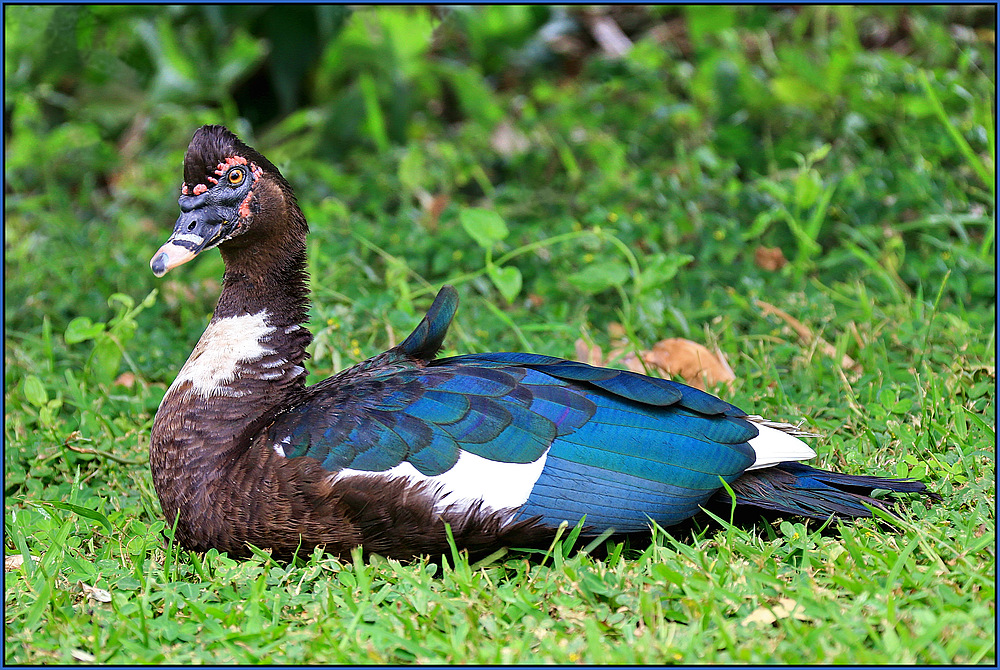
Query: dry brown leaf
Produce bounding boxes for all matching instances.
[79,582,112,603]
[114,372,136,388]
[607,322,627,339]
[601,324,647,372]
[71,650,96,662]
[414,190,449,231]
[574,338,604,367]
[5,554,37,571]
[574,337,644,373]
[754,245,787,271]
[606,347,647,374]
[425,194,450,229]
[643,338,736,390]
[741,597,810,626]
[574,334,734,390]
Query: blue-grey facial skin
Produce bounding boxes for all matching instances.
[150,168,251,277]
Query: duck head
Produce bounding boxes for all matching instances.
[150,125,305,277]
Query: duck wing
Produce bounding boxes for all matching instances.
[263,289,761,531]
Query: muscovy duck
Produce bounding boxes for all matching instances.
[149,125,935,560]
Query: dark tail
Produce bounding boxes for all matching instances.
[397,285,458,361]
[722,461,940,520]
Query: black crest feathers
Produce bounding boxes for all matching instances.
[183,125,287,190]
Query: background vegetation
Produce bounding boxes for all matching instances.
[5,5,994,664]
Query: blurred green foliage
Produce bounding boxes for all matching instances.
[3,7,995,663]
[5,6,993,342]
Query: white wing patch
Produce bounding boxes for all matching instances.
[332,449,550,515]
[273,435,292,457]
[170,311,277,397]
[745,417,817,470]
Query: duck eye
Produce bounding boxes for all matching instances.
[227,168,245,186]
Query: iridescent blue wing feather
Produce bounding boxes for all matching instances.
[265,288,762,532]
[263,286,931,535]
[270,363,593,473]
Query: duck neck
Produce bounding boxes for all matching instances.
[170,234,312,410]
[150,230,313,523]
[215,234,310,328]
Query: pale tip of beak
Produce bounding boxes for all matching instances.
[150,241,198,277]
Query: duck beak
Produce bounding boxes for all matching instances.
[150,204,235,277]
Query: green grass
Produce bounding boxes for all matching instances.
[4,6,995,664]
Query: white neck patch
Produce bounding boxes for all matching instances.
[171,311,276,397]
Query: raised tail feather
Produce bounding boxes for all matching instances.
[723,461,940,520]
[397,285,459,361]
